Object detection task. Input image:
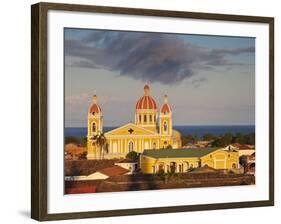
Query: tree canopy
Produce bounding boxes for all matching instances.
[181,132,255,147]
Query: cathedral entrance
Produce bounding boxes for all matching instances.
[170,162,177,173]
[144,141,149,150]
[112,142,117,153]
[128,141,134,152]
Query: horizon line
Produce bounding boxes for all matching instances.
[65,124,255,128]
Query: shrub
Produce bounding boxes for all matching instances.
[126,151,139,161]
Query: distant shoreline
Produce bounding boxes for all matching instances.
[66,124,255,128]
[65,125,255,138]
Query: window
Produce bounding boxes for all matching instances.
[149,115,152,122]
[144,115,147,122]
[139,115,141,123]
[178,164,182,173]
[153,142,156,149]
[92,122,96,132]
[164,122,168,132]
[158,163,164,172]
[128,141,134,152]
[152,166,156,174]
[154,115,156,122]
[184,162,189,171]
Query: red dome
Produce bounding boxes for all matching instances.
[89,104,101,114]
[136,84,157,110]
[161,104,171,113]
[89,94,101,114]
[136,95,157,110]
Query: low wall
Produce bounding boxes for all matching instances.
[65,173,255,194]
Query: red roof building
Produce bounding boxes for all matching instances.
[98,166,129,177]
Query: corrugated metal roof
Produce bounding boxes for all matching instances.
[142,148,221,159]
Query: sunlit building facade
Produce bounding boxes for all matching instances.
[87,84,182,159]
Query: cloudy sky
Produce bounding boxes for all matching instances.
[65,28,255,127]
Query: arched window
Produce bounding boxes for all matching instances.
[128,141,134,152]
[152,166,156,174]
[144,115,147,122]
[139,115,142,123]
[179,164,182,173]
[158,163,165,172]
[164,122,168,132]
[92,122,96,133]
[184,162,189,172]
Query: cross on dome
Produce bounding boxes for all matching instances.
[144,83,150,95]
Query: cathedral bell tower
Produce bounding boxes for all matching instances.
[87,94,103,159]
[159,94,172,136]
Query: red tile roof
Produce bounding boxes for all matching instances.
[98,166,129,177]
[232,143,255,150]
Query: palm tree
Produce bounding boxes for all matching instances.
[91,132,107,159]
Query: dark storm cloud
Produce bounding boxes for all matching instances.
[192,77,208,87]
[210,47,255,55]
[65,31,254,85]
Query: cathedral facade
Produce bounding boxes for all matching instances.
[87,84,182,160]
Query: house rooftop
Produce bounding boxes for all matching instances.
[98,165,129,177]
[115,158,137,163]
[142,147,221,159]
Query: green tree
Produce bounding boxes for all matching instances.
[239,155,248,168]
[244,133,255,145]
[126,151,139,161]
[181,134,197,145]
[202,133,216,141]
[91,132,107,159]
[166,144,172,149]
[65,136,81,145]
[81,136,87,147]
[233,132,255,145]
[235,132,245,144]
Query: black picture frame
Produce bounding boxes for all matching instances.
[31,2,274,221]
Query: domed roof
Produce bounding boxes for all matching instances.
[89,94,102,114]
[161,104,171,113]
[136,96,157,110]
[136,84,157,110]
[160,94,171,113]
[89,104,102,114]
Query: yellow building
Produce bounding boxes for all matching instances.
[140,147,239,174]
[87,84,182,160]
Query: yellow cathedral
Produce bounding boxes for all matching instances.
[87,84,182,160]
